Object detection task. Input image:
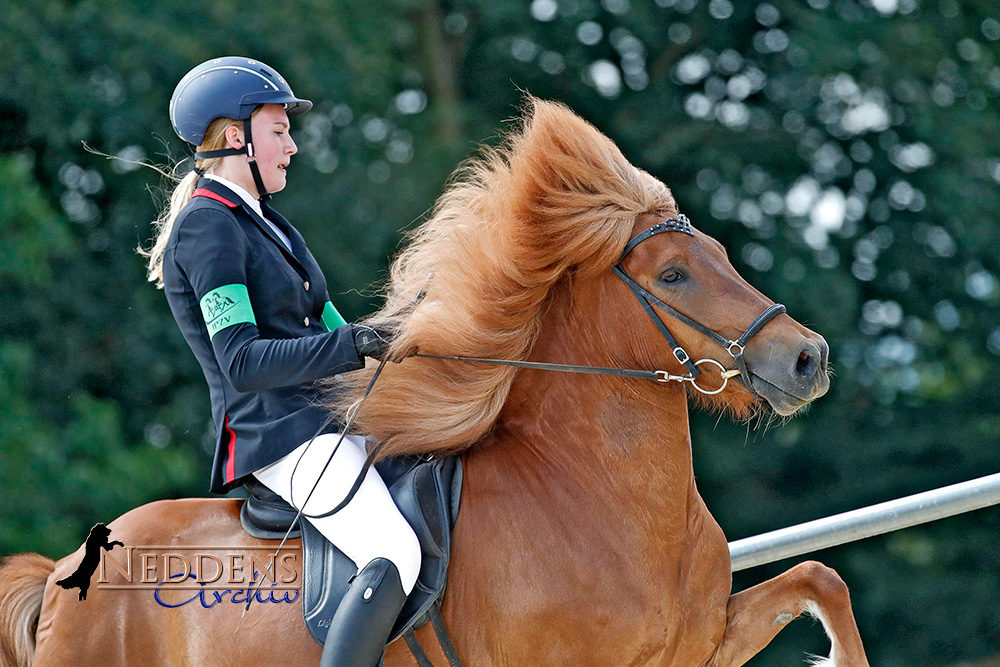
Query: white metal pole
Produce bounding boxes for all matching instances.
[729,471,1000,572]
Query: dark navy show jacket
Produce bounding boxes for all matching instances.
[162,178,364,493]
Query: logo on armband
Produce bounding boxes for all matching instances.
[200,284,257,339]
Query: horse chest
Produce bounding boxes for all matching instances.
[447,503,732,666]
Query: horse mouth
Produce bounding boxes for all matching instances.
[749,373,811,416]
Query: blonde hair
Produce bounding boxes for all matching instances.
[141,112,253,287]
[323,98,676,458]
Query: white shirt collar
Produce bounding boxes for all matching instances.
[203,173,293,254]
[203,173,264,219]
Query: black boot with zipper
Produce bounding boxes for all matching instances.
[318,557,408,667]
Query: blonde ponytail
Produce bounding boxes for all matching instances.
[140,114,249,287]
[140,169,200,287]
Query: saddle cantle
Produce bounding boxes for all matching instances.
[240,455,462,646]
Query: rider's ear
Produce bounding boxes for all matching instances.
[225,124,244,149]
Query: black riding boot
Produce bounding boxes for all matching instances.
[318,557,408,667]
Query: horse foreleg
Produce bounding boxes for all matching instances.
[705,561,869,667]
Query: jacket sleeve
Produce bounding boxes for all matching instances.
[173,207,364,392]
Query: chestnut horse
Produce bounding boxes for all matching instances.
[0,99,868,666]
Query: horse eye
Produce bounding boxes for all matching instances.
[659,269,684,284]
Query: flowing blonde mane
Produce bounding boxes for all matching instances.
[323,98,676,457]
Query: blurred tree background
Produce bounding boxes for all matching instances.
[2,0,999,663]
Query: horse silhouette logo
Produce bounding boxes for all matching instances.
[56,523,123,601]
[203,292,236,321]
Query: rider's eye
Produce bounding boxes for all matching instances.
[659,269,685,284]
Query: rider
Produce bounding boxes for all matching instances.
[144,56,421,667]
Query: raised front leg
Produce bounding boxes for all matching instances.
[706,561,869,667]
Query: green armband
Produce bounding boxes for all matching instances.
[321,301,347,332]
[200,284,257,339]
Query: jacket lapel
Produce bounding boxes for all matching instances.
[261,203,310,263]
[198,179,310,277]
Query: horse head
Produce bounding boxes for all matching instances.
[609,210,829,417]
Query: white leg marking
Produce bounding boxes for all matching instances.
[803,600,838,667]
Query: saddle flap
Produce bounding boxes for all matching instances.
[389,459,452,559]
[386,456,460,640]
[255,455,461,646]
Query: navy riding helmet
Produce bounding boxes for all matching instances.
[169,56,312,199]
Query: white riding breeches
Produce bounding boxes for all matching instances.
[252,433,422,595]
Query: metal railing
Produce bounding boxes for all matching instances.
[729,471,1000,572]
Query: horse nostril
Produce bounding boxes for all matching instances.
[795,348,817,379]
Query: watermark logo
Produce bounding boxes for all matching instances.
[58,523,300,608]
[55,523,122,601]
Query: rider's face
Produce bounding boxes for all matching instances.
[223,104,298,197]
[246,104,297,195]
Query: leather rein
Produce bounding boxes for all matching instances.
[416,214,786,399]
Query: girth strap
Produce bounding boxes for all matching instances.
[403,630,434,667]
[399,601,463,667]
[430,602,464,667]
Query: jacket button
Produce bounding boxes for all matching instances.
[303,281,310,291]
[303,317,310,327]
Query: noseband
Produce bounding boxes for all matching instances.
[416,214,785,398]
[612,214,786,398]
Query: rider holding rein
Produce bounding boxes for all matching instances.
[144,57,421,667]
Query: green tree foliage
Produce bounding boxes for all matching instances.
[1,0,999,663]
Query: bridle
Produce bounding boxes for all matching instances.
[418,214,787,398]
[611,214,786,398]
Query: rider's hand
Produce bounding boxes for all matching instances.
[351,324,393,361]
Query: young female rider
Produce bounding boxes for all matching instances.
[144,56,421,667]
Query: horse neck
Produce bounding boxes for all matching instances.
[484,275,697,520]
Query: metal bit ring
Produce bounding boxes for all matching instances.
[689,358,738,395]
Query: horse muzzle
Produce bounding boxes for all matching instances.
[746,335,830,416]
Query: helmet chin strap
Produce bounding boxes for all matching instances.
[193,114,270,202]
